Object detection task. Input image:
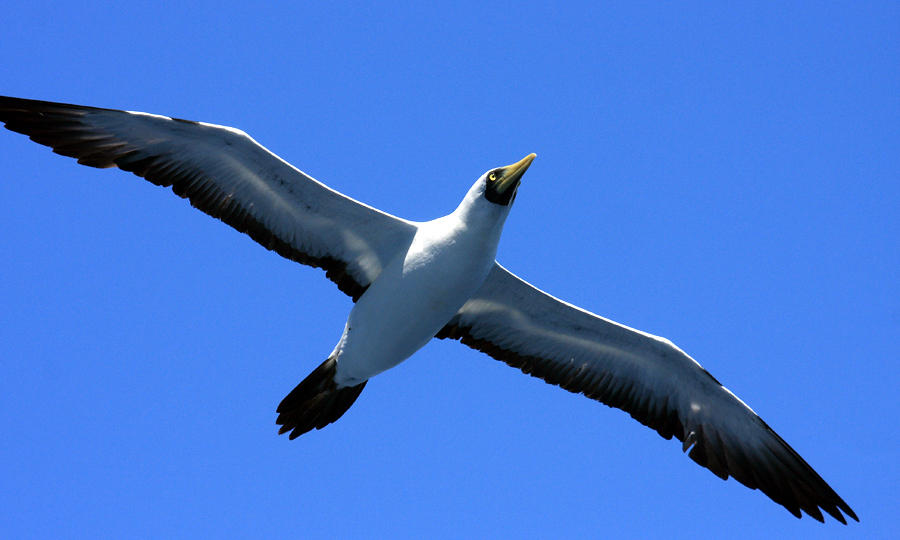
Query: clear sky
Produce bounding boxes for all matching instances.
[1,2,897,539]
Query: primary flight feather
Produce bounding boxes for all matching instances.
[0,96,857,524]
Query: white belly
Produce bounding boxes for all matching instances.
[333,218,498,385]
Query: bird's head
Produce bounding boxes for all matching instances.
[480,153,536,207]
[458,153,536,215]
[452,153,536,234]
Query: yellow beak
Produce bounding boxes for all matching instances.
[494,153,537,193]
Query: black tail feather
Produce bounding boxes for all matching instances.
[276,357,367,439]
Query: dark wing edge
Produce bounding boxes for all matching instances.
[0,95,416,301]
[437,263,857,524]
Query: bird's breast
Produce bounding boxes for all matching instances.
[333,221,498,383]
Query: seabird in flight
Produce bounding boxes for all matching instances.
[0,96,857,524]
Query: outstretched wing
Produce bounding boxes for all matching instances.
[438,262,857,523]
[0,96,417,300]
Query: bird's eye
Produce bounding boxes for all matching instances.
[488,171,497,181]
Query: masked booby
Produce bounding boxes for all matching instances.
[0,96,856,524]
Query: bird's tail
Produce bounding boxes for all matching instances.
[276,356,367,439]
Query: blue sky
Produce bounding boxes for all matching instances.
[1,2,897,539]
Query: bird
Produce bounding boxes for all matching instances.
[0,95,856,524]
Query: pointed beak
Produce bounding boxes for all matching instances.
[495,153,537,193]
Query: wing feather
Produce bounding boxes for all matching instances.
[0,96,416,300]
[438,262,857,523]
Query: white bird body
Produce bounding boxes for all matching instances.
[335,188,508,385]
[0,96,856,524]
